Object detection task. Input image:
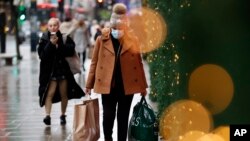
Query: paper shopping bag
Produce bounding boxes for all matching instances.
[72,98,100,141]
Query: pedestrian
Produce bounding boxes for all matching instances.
[59,16,78,37]
[37,18,85,126]
[30,32,39,52]
[89,20,100,44]
[94,21,105,41]
[0,8,6,53]
[72,15,90,71]
[85,3,148,141]
[88,20,103,59]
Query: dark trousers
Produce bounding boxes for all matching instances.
[30,32,39,52]
[78,50,86,69]
[101,87,134,141]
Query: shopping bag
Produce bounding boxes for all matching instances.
[72,98,100,141]
[63,33,81,74]
[128,96,158,141]
[65,51,81,74]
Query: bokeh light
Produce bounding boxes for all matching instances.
[188,64,234,115]
[212,126,230,141]
[197,133,225,141]
[178,130,205,141]
[129,7,167,53]
[160,100,213,141]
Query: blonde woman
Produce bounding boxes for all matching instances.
[37,18,85,125]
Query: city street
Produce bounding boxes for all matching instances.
[0,35,156,141]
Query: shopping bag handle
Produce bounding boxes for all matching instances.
[139,96,148,105]
[85,94,91,100]
[133,96,156,120]
[136,96,148,112]
[79,94,91,104]
[139,96,155,112]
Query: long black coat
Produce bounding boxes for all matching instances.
[37,31,85,107]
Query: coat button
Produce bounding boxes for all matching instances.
[100,66,103,69]
[134,67,137,70]
[98,79,101,82]
[134,79,138,82]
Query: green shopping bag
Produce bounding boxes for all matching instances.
[128,96,158,141]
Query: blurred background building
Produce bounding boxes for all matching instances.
[0,0,144,54]
[0,0,140,35]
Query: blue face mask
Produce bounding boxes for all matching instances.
[111,29,124,39]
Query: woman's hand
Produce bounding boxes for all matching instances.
[50,35,58,46]
[140,90,147,96]
[85,88,92,95]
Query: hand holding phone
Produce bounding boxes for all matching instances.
[50,32,58,46]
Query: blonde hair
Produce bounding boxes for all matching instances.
[47,18,60,26]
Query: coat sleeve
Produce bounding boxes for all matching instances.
[135,37,148,88]
[62,36,75,57]
[86,36,102,89]
[37,35,57,61]
[137,53,148,88]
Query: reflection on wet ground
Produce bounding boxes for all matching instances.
[0,41,78,141]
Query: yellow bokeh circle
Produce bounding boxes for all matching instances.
[212,126,230,141]
[129,7,167,53]
[160,100,213,141]
[188,64,234,115]
[197,133,225,141]
[178,130,205,141]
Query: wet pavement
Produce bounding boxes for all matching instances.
[0,36,156,141]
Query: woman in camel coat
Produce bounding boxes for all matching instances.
[85,3,148,141]
[86,27,148,94]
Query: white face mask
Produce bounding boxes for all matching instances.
[111,29,124,39]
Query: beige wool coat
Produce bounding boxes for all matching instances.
[86,28,148,95]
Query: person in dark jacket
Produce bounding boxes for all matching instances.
[0,9,6,53]
[37,18,85,126]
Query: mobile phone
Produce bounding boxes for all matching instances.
[50,32,57,39]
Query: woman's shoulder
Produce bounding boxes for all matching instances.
[37,32,49,45]
[41,31,49,40]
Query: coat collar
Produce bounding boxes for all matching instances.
[101,28,134,55]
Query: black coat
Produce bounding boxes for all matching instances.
[37,31,85,107]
